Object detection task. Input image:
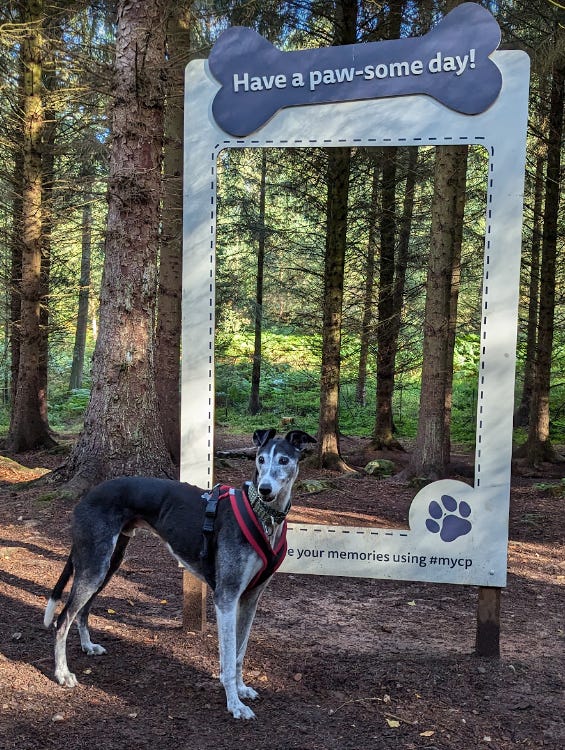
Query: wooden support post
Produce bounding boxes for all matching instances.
[182,570,207,631]
[475,586,501,657]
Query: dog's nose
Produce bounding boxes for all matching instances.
[258,484,272,498]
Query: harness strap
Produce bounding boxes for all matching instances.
[229,487,288,591]
[199,483,226,589]
[199,484,288,593]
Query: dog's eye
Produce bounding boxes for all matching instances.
[278,456,289,465]
[258,456,265,464]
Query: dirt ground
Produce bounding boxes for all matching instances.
[0,431,563,750]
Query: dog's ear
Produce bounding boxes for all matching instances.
[285,430,317,451]
[253,428,277,448]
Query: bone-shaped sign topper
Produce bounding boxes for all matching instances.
[208,2,502,137]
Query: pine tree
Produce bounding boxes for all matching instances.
[62,0,174,491]
[7,0,56,451]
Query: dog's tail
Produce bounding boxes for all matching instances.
[43,554,74,628]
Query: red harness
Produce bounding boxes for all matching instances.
[200,484,288,592]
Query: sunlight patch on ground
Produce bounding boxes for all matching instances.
[291,504,408,529]
[0,456,51,484]
[507,540,565,584]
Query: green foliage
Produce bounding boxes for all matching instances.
[532,479,565,497]
[453,333,480,376]
[0,2,561,461]
[216,328,483,445]
[216,329,321,434]
[0,404,9,435]
[48,389,90,431]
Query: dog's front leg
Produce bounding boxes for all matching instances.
[235,586,265,701]
[215,602,256,720]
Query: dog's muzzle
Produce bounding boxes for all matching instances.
[258,484,273,500]
[247,482,289,526]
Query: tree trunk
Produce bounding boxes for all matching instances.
[443,145,468,465]
[514,153,543,427]
[156,7,191,466]
[7,0,55,452]
[371,1,405,450]
[69,178,94,391]
[355,154,379,406]
[390,147,418,365]
[403,145,466,480]
[373,146,418,450]
[62,0,174,491]
[317,0,357,471]
[373,145,399,447]
[318,146,352,470]
[39,55,58,425]
[249,149,268,415]
[10,149,23,408]
[522,32,564,466]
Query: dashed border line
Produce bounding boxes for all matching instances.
[207,135,493,489]
[287,525,410,538]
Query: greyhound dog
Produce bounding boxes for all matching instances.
[44,428,315,720]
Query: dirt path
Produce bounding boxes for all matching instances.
[0,434,563,749]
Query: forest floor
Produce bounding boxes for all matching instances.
[0,430,563,750]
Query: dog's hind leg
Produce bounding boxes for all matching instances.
[44,555,74,628]
[53,537,120,687]
[76,533,130,656]
[54,577,105,687]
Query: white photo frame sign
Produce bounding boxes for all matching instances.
[182,6,530,589]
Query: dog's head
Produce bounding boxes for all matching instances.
[252,429,316,503]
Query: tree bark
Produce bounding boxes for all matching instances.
[69,177,94,391]
[355,153,379,406]
[443,145,468,464]
[7,0,55,452]
[10,148,23,409]
[249,149,268,416]
[403,145,467,480]
[62,0,174,491]
[522,30,564,466]
[156,7,192,466]
[372,146,418,450]
[39,44,58,424]
[514,153,543,428]
[318,146,352,470]
[371,1,406,450]
[390,147,418,369]
[317,0,357,471]
[373,145,399,447]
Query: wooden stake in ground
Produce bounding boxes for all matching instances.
[475,586,501,658]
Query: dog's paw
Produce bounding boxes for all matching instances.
[426,494,472,542]
[238,683,259,701]
[55,670,79,688]
[82,643,106,656]
[228,699,256,720]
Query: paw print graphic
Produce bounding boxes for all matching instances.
[426,494,472,542]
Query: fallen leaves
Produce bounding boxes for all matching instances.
[327,692,436,737]
[383,711,418,727]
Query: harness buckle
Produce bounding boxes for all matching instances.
[201,484,221,536]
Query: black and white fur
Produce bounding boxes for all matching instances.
[44,429,315,720]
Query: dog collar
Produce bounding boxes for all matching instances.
[245,481,290,529]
